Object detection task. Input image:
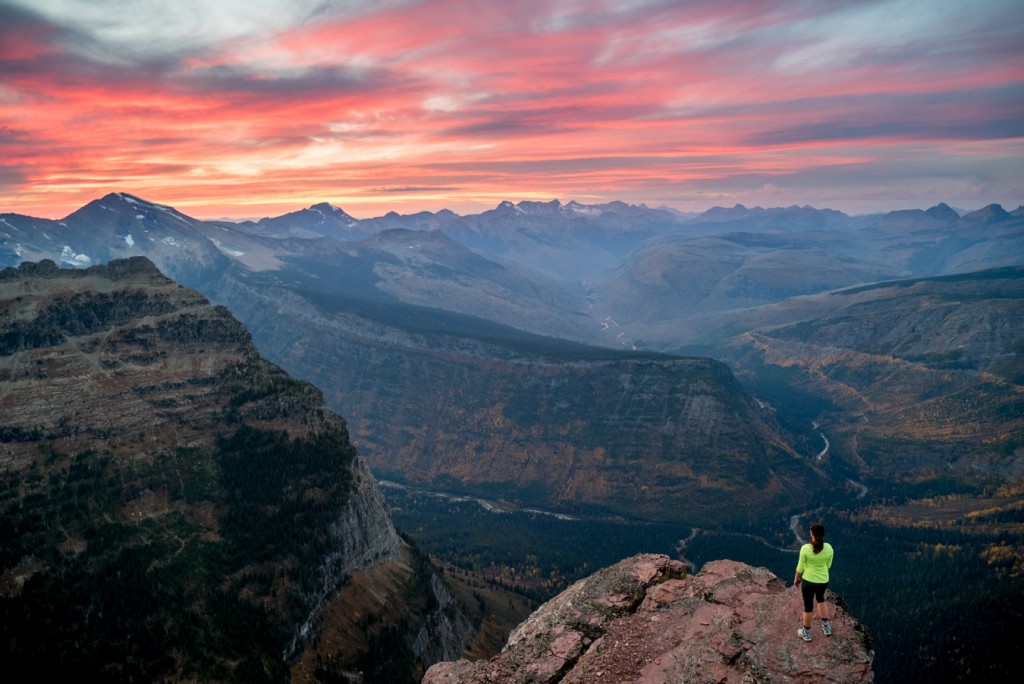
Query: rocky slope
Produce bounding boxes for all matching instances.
[708,266,1024,480]
[0,258,470,681]
[424,554,874,683]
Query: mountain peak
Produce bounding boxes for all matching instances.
[99,192,176,213]
[962,203,1009,222]
[309,201,352,216]
[494,199,563,215]
[72,192,195,224]
[424,554,874,683]
[925,202,960,222]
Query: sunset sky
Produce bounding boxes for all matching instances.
[1,0,1022,219]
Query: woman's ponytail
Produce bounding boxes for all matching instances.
[811,523,825,553]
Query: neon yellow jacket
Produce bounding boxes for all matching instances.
[796,542,833,583]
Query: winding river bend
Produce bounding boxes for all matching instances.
[381,432,872,563]
[378,479,579,520]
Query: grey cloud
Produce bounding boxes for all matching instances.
[751,117,1024,146]
[740,85,1024,145]
[180,63,417,101]
[0,165,27,190]
[0,3,184,86]
[0,126,31,143]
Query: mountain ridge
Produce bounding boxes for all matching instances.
[0,257,474,681]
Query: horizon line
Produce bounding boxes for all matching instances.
[6,190,1022,223]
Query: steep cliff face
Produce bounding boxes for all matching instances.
[0,258,403,680]
[291,542,478,684]
[424,554,874,684]
[285,456,402,661]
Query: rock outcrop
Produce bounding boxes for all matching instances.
[424,554,874,683]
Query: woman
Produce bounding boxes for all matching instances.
[793,522,834,641]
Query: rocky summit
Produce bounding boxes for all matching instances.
[424,554,874,684]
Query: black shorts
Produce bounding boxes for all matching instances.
[801,579,828,612]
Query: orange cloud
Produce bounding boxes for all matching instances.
[1,0,1021,219]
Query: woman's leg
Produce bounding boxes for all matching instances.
[814,583,829,620]
[814,584,831,635]
[801,581,815,629]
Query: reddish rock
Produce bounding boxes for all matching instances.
[423,555,873,684]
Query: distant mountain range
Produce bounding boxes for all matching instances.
[2,192,1022,512]
[4,193,1021,346]
[5,193,1021,373]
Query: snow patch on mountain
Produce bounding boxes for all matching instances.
[211,238,244,257]
[565,201,601,216]
[124,234,135,247]
[60,245,92,267]
[162,236,184,248]
[497,200,525,214]
[309,203,358,227]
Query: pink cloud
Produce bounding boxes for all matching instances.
[1,0,1021,218]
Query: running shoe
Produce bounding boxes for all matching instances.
[822,620,832,637]
[797,627,812,642]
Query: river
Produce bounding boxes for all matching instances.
[377,479,579,520]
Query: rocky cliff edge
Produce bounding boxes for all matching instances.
[424,554,873,684]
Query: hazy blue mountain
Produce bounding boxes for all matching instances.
[0,193,231,287]
[234,202,371,240]
[5,195,1023,348]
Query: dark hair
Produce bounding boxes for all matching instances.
[810,523,825,553]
